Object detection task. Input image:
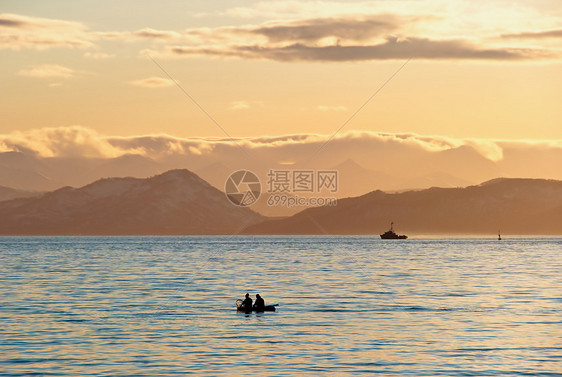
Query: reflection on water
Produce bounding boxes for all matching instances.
[0,236,560,375]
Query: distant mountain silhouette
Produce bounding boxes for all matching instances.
[0,185,39,202]
[397,171,472,192]
[2,139,562,217]
[0,152,61,191]
[331,159,396,197]
[0,169,264,235]
[88,154,164,182]
[0,151,170,191]
[330,159,472,196]
[243,178,562,235]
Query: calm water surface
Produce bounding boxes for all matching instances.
[0,236,561,376]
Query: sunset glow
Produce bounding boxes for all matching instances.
[2,0,561,143]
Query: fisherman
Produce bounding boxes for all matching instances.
[242,293,253,311]
[253,293,265,312]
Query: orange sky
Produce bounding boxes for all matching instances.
[1,0,562,142]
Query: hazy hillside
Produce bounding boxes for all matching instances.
[0,169,264,235]
[0,186,39,202]
[243,178,562,235]
[0,153,61,191]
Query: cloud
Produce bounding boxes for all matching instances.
[464,139,504,162]
[113,16,405,48]
[229,101,251,110]
[106,134,215,158]
[502,29,562,39]
[0,126,125,158]
[17,64,75,79]
[97,28,184,42]
[103,129,562,165]
[139,1,561,63]
[3,8,560,62]
[0,13,94,50]
[129,77,175,88]
[167,36,543,62]
[0,125,556,160]
[139,11,554,62]
[133,28,182,40]
[243,15,401,43]
[219,0,562,45]
[0,17,26,27]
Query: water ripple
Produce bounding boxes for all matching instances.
[1,236,561,376]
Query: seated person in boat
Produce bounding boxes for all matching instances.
[242,293,253,310]
[253,294,265,311]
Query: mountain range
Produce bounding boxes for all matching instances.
[0,168,560,235]
[243,178,562,235]
[3,136,562,219]
[0,169,264,235]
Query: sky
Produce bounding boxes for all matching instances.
[1,0,562,148]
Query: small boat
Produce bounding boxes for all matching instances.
[498,230,501,240]
[236,299,277,312]
[380,222,407,239]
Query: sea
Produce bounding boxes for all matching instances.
[0,236,560,376]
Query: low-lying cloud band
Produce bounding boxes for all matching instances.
[1,125,561,162]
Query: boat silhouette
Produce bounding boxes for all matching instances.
[380,222,407,239]
[236,299,276,312]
